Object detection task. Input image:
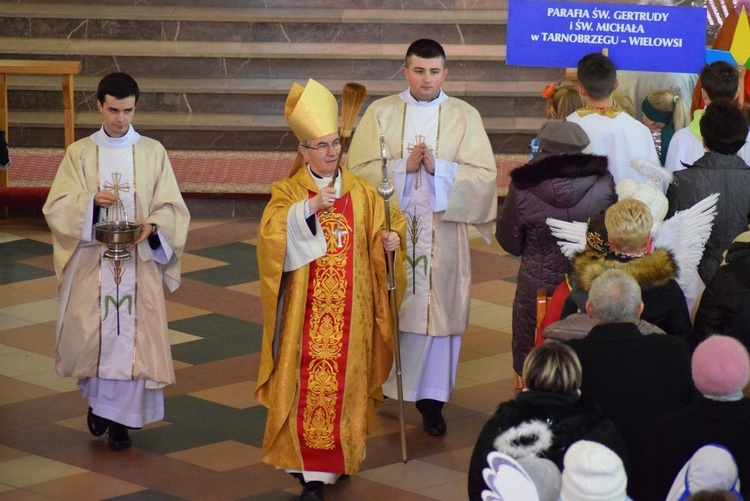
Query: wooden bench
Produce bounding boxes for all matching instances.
[0,59,81,215]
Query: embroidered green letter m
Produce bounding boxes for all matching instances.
[104,295,133,320]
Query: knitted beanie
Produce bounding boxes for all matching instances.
[615,178,668,224]
[537,120,590,153]
[561,441,628,501]
[692,335,750,396]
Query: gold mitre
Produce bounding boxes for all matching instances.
[285,78,339,142]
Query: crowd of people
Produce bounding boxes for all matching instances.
[37,35,749,501]
[479,45,750,501]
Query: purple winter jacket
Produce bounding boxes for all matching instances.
[497,152,615,373]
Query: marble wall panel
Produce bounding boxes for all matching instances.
[462,96,545,117]
[490,132,535,154]
[8,17,507,45]
[249,22,383,44]
[13,126,70,149]
[22,19,167,40]
[154,21,249,43]
[448,61,563,82]
[0,17,30,38]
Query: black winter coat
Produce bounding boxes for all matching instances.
[694,235,750,348]
[467,390,630,501]
[566,323,696,500]
[666,152,750,284]
[496,153,615,373]
[654,397,750,499]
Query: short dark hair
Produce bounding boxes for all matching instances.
[97,72,140,104]
[577,53,617,101]
[701,61,739,102]
[700,100,748,155]
[405,39,446,66]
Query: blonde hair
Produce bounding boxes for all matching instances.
[644,89,690,130]
[547,85,585,119]
[605,198,653,253]
[612,90,636,117]
[522,343,582,395]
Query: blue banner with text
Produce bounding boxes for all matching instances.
[507,0,706,73]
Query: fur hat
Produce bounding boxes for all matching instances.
[561,441,628,501]
[692,335,750,396]
[665,444,742,501]
[517,457,562,501]
[537,120,590,153]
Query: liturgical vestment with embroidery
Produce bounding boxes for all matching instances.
[44,131,189,388]
[256,166,403,474]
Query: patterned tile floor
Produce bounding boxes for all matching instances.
[0,215,520,501]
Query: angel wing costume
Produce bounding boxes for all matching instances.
[547,160,718,316]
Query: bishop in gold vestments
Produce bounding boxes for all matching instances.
[256,79,403,492]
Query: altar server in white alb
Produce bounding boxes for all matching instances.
[43,73,190,450]
[566,52,660,185]
[347,39,497,437]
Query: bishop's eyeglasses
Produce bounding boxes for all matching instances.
[301,139,341,154]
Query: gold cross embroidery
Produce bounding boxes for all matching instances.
[104,172,130,199]
[103,172,130,222]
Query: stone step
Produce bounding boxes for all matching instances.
[10,110,544,134]
[2,3,507,23]
[8,111,543,153]
[1,5,506,45]
[0,1,538,154]
[6,77,549,118]
[4,0,507,10]
[1,53,555,84]
[0,37,506,61]
[6,74,553,98]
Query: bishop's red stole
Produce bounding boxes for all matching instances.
[297,193,354,473]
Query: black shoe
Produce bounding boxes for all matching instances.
[87,407,108,437]
[107,422,131,450]
[300,480,324,501]
[422,412,447,436]
[416,399,447,436]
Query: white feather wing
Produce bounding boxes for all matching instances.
[546,217,587,259]
[653,193,719,291]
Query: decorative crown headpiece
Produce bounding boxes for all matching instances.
[285,79,339,142]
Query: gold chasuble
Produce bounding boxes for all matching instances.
[256,166,404,474]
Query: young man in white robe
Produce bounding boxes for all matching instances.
[347,39,497,437]
[566,52,660,185]
[43,73,189,450]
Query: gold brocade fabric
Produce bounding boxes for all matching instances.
[297,202,353,470]
[576,107,623,119]
[255,166,405,474]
